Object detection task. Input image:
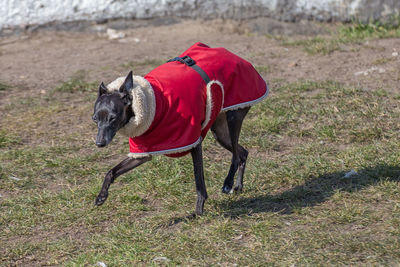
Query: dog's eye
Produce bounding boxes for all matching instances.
[110,116,116,122]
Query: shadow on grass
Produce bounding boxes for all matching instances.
[220,164,400,217]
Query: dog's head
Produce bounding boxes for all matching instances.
[93,71,134,147]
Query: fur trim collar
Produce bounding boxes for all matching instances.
[201,80,224,130]
[107,75,156,138]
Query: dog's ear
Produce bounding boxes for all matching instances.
[119,71,134,94]
[98,82,108,97]
[122,94,132,106]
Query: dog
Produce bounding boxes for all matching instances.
[92,42,268,215]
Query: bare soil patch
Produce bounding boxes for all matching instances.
[1,19,399,96]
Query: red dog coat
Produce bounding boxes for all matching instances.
[127,42,268,158]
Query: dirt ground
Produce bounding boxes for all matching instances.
[1,18,399,98]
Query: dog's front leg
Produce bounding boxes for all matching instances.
[95,156,152,206]
[190,142,208,215]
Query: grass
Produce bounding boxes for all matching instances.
[120,59,166,75]
[0,82,11,91]
[0,130,20,148]
[254,65,271,74]
[284,19,400,54]
[371,57,396,65]
[1,76,400,265]
[55,73,98,93]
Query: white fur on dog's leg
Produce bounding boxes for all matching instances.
[222,185,234,194]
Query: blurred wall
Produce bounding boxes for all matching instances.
[1,0,399,30]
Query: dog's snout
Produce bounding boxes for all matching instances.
[96,133,107,147]
[96,126,116,148]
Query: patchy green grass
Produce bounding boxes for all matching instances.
[120,58,166,74]
[0,82,11,91]
[1,79,400,266]
[284,19,400,54]
[255,65,271,74]
[284,37,341,55]
[371,57,396,65]
[0,130,21,148]
[340,19,400,40]
[55,74,98,93]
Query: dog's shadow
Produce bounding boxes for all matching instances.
[219,164,400,217]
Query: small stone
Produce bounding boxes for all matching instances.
[153,256,170,262]
[344,170,357,178]
[97,262,107,267]
[354,66,385,76]
[106,28,126,40]
[392,52,398,57]
[234,234,243,240]
[40,90,46,94]
[118,37,141,44]
[9,176,22,181]
[354,71,366,76]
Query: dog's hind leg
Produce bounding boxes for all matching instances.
[95,156,152,206]
[190,142,208,215]
[211,107,250,193]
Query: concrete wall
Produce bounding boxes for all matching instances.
[1,0,400,30]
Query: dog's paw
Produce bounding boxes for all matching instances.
[95,192,108,206]
[221,185,233,194]
[233,185,243,193]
